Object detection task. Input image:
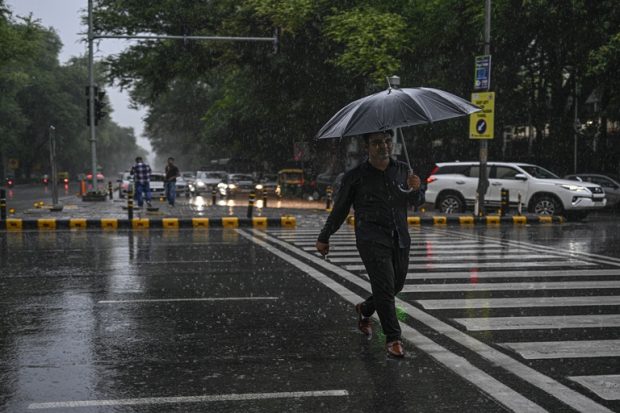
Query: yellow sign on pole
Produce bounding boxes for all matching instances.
[8,158,19,170]
[469,92,495,139]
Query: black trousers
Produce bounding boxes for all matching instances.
[357,238,410,343]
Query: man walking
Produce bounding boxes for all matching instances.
[164,157,180,207]
[130,156,152,208]
[315,130,424,358]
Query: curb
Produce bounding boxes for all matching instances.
[0,216,297,231]
[346,214,564,226]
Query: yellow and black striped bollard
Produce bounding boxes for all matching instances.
[127,185,134,220]
[247,191,256,218]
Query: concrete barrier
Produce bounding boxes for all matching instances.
[0,216,297,231]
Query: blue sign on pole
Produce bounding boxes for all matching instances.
[474,55,491,91]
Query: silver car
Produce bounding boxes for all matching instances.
[565,173,620,207]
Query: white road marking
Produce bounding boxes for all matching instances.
[417,295,620,309]
[569,375,620,400]
[454,314,620,331]
[239,230,546,412]
[291,240,490,246]
[253,229,613,413]
[346,260,594,271]
[404,269,620,279]
[27,390,349,410]
[436,228,620,268]
[403,280,620,292]
[500,340,620,359]
[330,254,557,263]
[98,297,278,304]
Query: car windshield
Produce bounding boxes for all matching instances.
[197,171,225,180]
[280,172,303,181]
[519,165,560,179]
[150,174,165,182]
[231,175,253,182]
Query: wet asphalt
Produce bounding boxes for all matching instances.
[1,186,620,412]
[0,229,505,413]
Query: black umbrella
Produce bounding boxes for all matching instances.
[316,87,481,171]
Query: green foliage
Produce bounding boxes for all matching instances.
[5,0,619,180]
[324,8,407,83]
[0,5,143,181]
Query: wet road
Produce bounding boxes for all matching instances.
[1,220,619,412]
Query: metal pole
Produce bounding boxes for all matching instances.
[0,189,6,221]
[574,70,579,174]
[49,125,59,207]
[88,0,97,192]
[398,128,413,172]
[476,0,491,216]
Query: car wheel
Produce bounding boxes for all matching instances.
[438,192,465,214]
[531,195,562,216]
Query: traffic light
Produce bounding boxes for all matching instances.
[85,86,107,126]
[95,90,107,125]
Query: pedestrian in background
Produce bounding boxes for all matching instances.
[315,130,424,358]
[130,156,152,208]
[164,157,180,207]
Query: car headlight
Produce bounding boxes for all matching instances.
[560,184,587,191]
[196,181,205,187]
[255,184,264,190]
[228,184,237,189]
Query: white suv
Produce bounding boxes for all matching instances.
[425,161,607,219]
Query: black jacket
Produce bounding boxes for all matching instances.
[318,158,425,248]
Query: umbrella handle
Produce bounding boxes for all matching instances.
[398,128,413,172]
[397,128,415,193]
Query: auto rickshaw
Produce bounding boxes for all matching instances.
[276,168,305,198]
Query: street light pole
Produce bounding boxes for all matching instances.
[476,0,491,216]
[87,0,98,192]
[573,69,579,174]
[49,125,59,207]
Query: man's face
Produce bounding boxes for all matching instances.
[366,133,393,161]
[168,159,174,165]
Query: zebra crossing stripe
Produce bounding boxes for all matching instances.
[454,314,620,331]
[345,260,595,271]
[310,247,527,257]
[405,269,620,279]
[568,375,620,401]
[330,254,559,263]
[403,280,620,292]
[499,340,620,359]
[257,229,614,413]
[291,240,491,246]
[417,295,620,310]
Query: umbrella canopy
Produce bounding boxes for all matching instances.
[316,87,481,139]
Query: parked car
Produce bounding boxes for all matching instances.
[425,161,607,220]
[180,171,196,185]
[191,170,227,196]
[256,173,278,194]
[148,172,166,198]
[57,171,70,184]
[117,171,133,198]
[86,172,105,181]
[218,173,255,196]
[175,176,189,196]
[564,173,620,208]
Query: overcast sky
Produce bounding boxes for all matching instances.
[6,0,153,158]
